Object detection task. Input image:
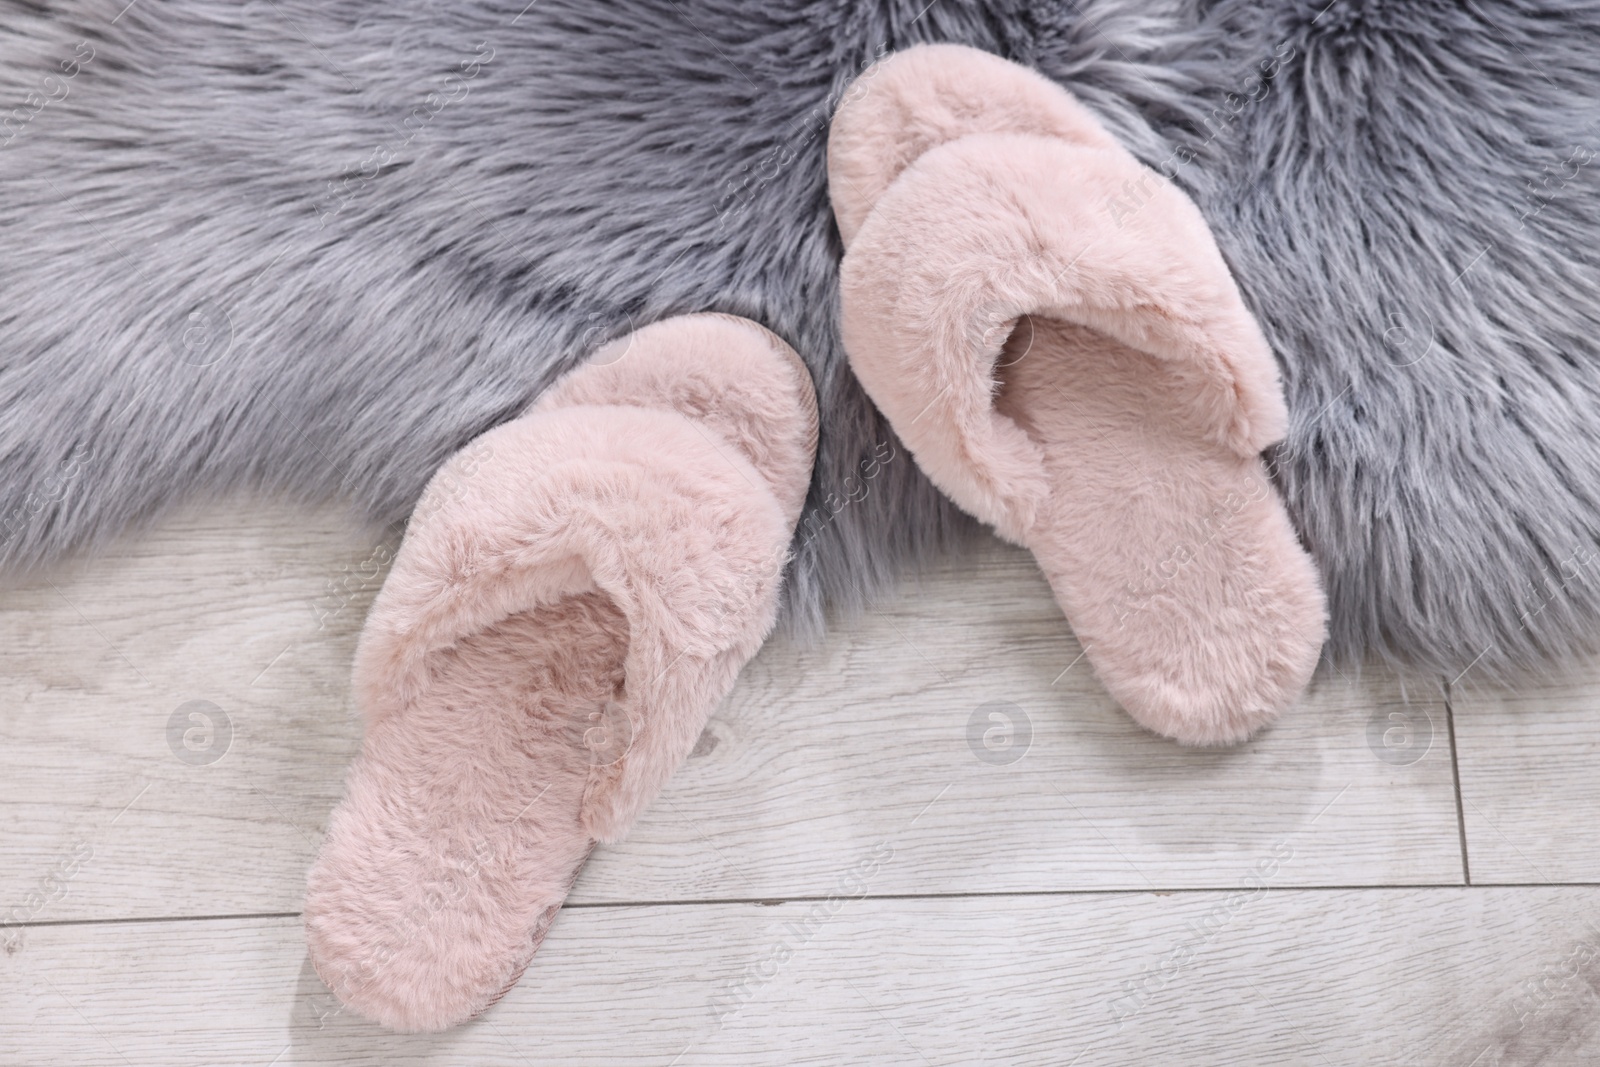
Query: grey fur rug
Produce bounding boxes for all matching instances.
[2,0,1599,681]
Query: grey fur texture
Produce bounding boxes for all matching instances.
[1184,0,1600,679]
[1,0,1598,680]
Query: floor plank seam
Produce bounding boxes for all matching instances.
[2,911,303,931]
[16,882,1600,932]
[1444,675,1473,885]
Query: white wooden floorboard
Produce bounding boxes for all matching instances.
[592,548,1461,897]
[0,499,1464,929]
[7,889,1600,1066]
[1452,657,1600,884]
[0,499,386,924]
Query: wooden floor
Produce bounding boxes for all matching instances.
[4,498,1598,1065]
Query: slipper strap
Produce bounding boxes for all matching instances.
[351,405,791,843]
[838,131,1288,544]
[827,43,1123,247]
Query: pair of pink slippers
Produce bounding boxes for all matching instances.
[304,44,1325,1033]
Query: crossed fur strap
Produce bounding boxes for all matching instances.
[838,130,1288,544]
[352,403,790,842]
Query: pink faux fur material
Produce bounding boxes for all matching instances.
[303,314,817,1032]
[828,43,1122,247]
[829,45,1326,745]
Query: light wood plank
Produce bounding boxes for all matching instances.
[1,499,1462,926]
[0,498,385,925]
[1452,656,1600,883]
[593,547,1461,897]
[7,889,1600,1065]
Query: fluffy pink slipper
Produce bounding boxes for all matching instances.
[303,314,817,1031]
[829,45,1326,745]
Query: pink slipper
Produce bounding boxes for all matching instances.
[303,314,817,1031]
[829,45,1326,744]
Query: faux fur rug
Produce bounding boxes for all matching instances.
[2,0,1598,680]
